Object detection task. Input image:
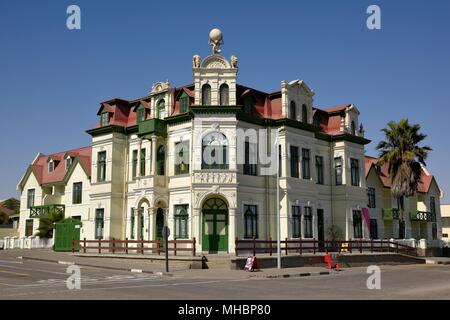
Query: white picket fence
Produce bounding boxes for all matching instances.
[2,236,53,250]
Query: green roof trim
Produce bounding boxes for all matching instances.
[86,125,126,137]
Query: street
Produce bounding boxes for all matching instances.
[0,256,449,299]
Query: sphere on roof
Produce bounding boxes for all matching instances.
[209,28,223,42]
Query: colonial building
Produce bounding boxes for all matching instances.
[17,29,442,253]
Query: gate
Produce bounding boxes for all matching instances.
[54,218,82,252]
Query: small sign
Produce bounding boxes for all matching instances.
[75,225,81,229]
[340,242,349,253]
[244,256,259,272]
[162,226,170,239]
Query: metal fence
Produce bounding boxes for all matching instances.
[2,236,53,250]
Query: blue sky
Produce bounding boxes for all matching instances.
[0,0,449,203]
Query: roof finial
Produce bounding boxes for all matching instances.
[209,28,224,54]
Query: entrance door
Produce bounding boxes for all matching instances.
[317,209,324,251]
[202,198,228,253]
[155,208,164,241]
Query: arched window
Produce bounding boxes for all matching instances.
[219,84,229,106]
[351,120,356,135]
[302,104,308,123]
[157,145,165,175]
[202,132,229,170]
[289,101,296,120]
[156,99,165,119]
[202,84,211,105]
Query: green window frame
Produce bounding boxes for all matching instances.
[315,156,324,184]
[302,148,310,179]
[290,146,299,178]
[367,187,376,208]
[136,105,145,123]
[334,157,343,185]
[140,148,146,176]
[95,209,104,239]
[157,100,165,119]
[350,158,360,186]
[174,142,189,175]
[174,205,189,239]
[97,151,107,182]
[292,205,301,238]
[27,189,35,209]
[66,157,73,171]
[48,161,54,173]
[132,150,138,179]
[100,112,109,127]
[202,132,229,170]
[304,207,313,238]
[244,140,257,176]
[25,219,34,237]
[72,182,82,204]
[353,210,363,239]
[179,93,189,113]
[244,205,258,239]
[157,145,165,175]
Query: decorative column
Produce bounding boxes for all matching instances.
[150,136,157,176]
[228,207,237,254]
[137,139,142,177]
[192,208,201,250]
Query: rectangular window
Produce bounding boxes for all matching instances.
[132,150,138,179]
[367,187,376,208]
[304,207,313,238]
[140,148,146,176]
[95,209,104,239]
[292,206,301,238]
[27,189,35,209]
[137,107,145,123]
[174,142,190,175]
[353,210,363,239]
[278,145,282,176]
[100,112,109,126]
[351,158,360,186]
[66,157,73,171]
[244,205,258,239]
[174,205,189,239]
[315,156,324,184]
[179,96,189,113]
[72,182,82,204]
[430,196,436,215]
[48,161,54,173]
[370,219,378,239]
[290,146,299,178]
[334,157,343,185]
[25,219,34,237]
[130,210,135,240]
[244,141,257,176]
[302,149,311,179]
[432,223,437,240]
[97,151,106,182]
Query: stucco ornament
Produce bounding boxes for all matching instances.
[209,28,224,54]
[192,55,201,68]
[230,55,238,68]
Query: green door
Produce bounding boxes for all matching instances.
[54,218,82,252]
[202,198,228,253]
[155,208,164,241]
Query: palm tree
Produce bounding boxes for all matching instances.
[35,211,64,239]
[376,119,431,237]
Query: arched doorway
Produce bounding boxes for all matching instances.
[202,197,228,253]
[155,208,164,241]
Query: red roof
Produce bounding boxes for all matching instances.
[0,206,15,217]
[365,156,435,193]
[29,146,92,185]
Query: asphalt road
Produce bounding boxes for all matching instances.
[0,257,449,300]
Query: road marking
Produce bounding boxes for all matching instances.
[131,269,142,273]
[0,269,29,277]
[0,260,24,265]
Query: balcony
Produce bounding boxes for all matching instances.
[138,119,167,138]
[410,211,436,222]
[382,208,400,221]
[30,204,65,218]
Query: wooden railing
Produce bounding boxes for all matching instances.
[235,238,417,257]
[72,237,196,257]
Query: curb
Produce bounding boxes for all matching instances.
[425,260,450,265]
[253,270,333,279]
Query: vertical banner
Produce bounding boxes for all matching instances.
[361,208,371,238]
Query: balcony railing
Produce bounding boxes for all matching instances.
[410,211,436,222]
[138,119,167,137]
[30,204,65,218]
[382,208,400,221]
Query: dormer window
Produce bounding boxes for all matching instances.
[156,99,165,119]
[136,105,145,123]
[289,101,296,120]
[179,93,189,113]
[48,160,54,173]
[66,157,73,170]
[243,95,254,114]
[100,112,109,126]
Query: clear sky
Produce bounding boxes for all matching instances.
[1,0,449,203]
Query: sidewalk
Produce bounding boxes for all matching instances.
[0,249,339,279]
